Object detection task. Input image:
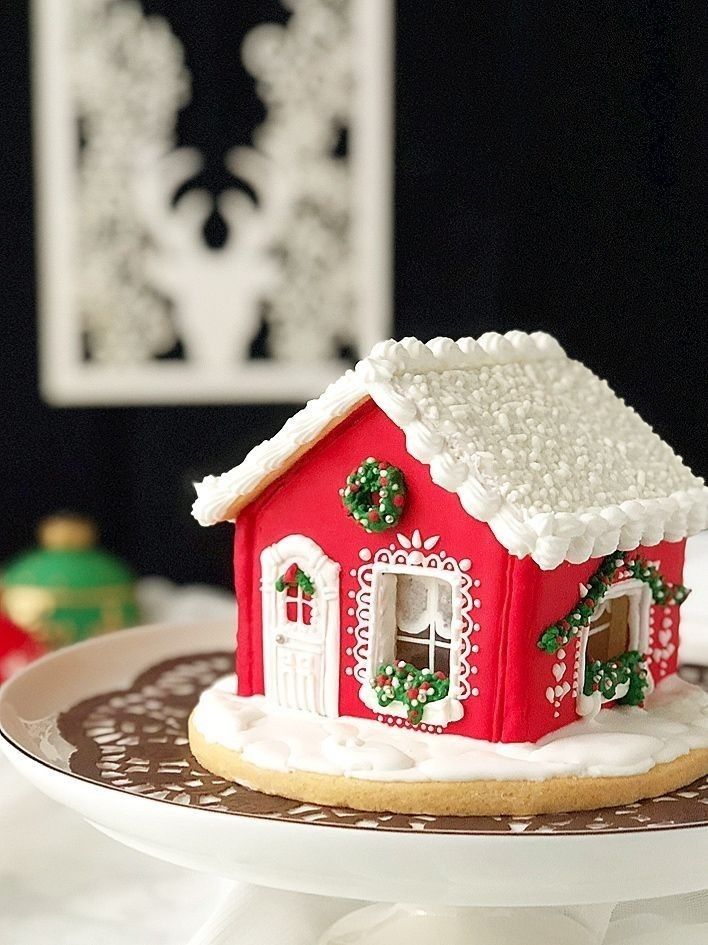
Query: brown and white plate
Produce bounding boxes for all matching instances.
[1,621,707,907]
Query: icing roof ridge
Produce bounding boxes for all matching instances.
[357,331,567,383]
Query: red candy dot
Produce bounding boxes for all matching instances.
[393,495,405,508]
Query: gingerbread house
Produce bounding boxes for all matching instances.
[193,333,707,743]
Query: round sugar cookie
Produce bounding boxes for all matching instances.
[188,715,708,817]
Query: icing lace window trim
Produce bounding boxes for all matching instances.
[350,531,478,728]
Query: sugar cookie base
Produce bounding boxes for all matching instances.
[188,716,708,816]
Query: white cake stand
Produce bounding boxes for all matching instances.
[1,621,707,944]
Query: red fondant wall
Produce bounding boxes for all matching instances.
[234,400,513,740]
[232,398,688,743]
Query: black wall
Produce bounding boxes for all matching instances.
[0,2,705,587]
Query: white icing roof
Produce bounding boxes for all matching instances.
[193,332,708,569]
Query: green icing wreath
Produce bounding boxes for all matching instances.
[340,457,407,533]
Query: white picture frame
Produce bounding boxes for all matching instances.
[32,0,393,404]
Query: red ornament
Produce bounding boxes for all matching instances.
[434,671,446,680]
[368,510,380,522]
[349,482,360,493]
[407,687,419,700]
[0,614,46,684]
[393,494,405,508]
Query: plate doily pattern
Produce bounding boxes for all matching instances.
[58,651,708,835]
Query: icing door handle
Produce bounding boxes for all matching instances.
[275,634,286,644]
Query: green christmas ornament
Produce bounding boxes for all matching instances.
[1,514,140,650]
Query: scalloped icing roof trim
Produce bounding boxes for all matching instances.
[192,331,708,570]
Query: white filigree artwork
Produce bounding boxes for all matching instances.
[33,0,392,403]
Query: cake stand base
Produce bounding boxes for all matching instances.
[181,886,613,945]
[319,902,612,945]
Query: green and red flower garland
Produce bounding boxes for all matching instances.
[340,458,407,533]
[538,553,690,656]
[372,661,450,726]
[275,563,315,598]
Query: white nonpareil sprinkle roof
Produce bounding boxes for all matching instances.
[193,332,708,569]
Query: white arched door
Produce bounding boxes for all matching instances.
[260,535,340,717]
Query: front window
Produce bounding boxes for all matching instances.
[362,564,466,727]
[393,574,452,673]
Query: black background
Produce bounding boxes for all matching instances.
[0,1,705,588]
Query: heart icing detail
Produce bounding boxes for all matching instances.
[546,687,555,704]
[658,628,672,647]
[554,682,571,699]
[552,662,567,682]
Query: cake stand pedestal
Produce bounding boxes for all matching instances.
[317,904,611,945]
[1,621,706,945]
[185,889,613,945]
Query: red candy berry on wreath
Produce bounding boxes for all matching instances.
[393,494,405,508]
[368,509,380,523]
[435,671,446,680]
[407,688,419,700]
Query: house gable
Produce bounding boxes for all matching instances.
[233,398,517,739]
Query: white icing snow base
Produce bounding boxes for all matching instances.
[191,675,708,783]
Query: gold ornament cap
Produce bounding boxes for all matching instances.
[38,514,98,551]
